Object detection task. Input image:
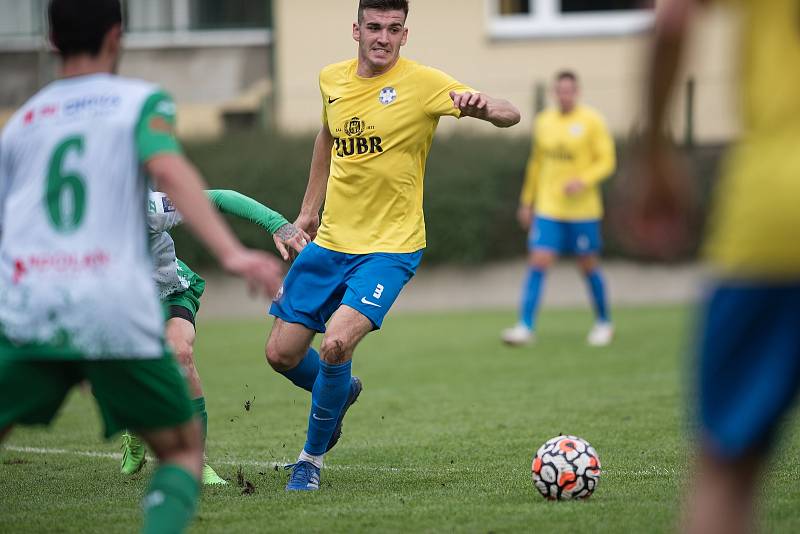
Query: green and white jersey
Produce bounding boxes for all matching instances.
[147,188,291,300]
[148,190,188,299]
[0,73,181,360]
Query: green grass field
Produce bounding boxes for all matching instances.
[2,306,800,533]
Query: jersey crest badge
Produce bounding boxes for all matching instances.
[379,87,397,105]
[570,123,585,137]
[161,196,176,213]
[344,117,366,137]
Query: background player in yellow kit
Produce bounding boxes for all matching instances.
[502,71,616,347]
[626,0,800,532]
[264,0,520,491]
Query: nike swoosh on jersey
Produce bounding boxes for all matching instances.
[328,97,342,104]
[360,297,382,308]
[312,413,335,421]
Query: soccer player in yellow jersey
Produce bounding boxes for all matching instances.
[265,0,520,491]
[502,71,616,347]
[627,0,800,532]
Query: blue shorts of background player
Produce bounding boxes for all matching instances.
[502,215,611,347]
[697,282,800,460]
[270,242,423,332]
[528,216,603,255]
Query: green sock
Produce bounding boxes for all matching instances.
[142,464,199,534]
[192,397,207,450]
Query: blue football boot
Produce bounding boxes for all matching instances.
[285,461,321,491]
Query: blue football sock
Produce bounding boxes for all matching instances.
[304,360,352,456]
[280,348,320,392]
[585,269,610,323]
[520,269,545,330]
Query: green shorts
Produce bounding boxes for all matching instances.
[0,356,194,438]
[163,259,206,321]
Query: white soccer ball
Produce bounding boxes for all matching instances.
[531,435,601,500]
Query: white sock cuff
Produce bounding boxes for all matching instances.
[298,449,324,469]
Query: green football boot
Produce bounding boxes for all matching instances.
[120,432,147,475]
[202,463,228,486]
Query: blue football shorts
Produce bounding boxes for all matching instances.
[269,242,423,332]
[697,282,800,459]
[528,216,602,255]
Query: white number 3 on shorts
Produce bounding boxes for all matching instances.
[373,284,384,299]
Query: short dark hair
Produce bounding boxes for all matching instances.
[555,70,579,84]
[48,0,122,58]
[358,0,410,23]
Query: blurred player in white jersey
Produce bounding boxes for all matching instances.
[0,1,282,532]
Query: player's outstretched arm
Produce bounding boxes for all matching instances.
[205,189,309,260]
[295,124,335,240]
[645,0,697,147]
[206,189,290,234]
[611,0,700,259]
[147,154,283,297]
[449,91,521,128]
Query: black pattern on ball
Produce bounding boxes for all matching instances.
[531,435,601,500]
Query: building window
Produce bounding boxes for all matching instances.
[189,0,270,30]
[0,0,272,49]
[0,0,45,37]
[561,0,643,12]
[126,0,176,33]
[499,0,531,15]
[489,0,653,39]
[124,0,271,32]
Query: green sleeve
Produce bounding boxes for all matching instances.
[205,190,290,234]
[135,90,182,163]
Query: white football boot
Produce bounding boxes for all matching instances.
[501,324,535,346]
[587,322,614,347]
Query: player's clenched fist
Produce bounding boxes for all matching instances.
[222,248,284,298]
[450,91,489,120]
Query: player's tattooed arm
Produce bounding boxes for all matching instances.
[273,222,310,261]
[449,92,521,128]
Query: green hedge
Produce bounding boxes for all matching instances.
[173,132,725,268]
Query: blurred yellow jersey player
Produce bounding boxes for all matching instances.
[520,102,615,222]
[632,1,800,533]
[502,71,616,348]
[704,0,800,278]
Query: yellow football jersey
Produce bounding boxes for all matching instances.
[705,0,800,278]
[519,105,615,221]
[314,57,473,254]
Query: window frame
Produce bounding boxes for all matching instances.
[125,0,271,49]
[0,0,271,51]
[487,0,654,39]
[124,29,271,49]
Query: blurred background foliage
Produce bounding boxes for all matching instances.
[174,132,725,268]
